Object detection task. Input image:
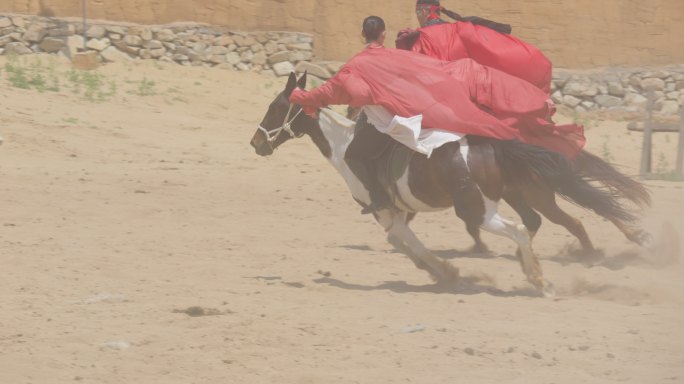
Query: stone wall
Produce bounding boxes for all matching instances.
[0,14,324,76]
[1,14,682,116]
[1,0,684,68]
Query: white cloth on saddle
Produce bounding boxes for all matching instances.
[363,105,464,157]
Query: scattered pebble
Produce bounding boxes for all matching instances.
[464,347,475,356]
[173,306,228,317]
[607,353,615,358]
[316,270,331,277]
[579,345,590,351]
[72,293,127,305]
[101,341,130,351]
[531,351,543,360]
[401,324,427,334]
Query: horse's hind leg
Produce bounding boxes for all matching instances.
[479,198,553,296]
[521,185,597,253]
[609,219,653,248]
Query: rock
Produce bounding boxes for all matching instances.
[562,95,582,108]
[252,51,267,66]
[598,84,608,95]
[272,61,295,77]
[109,33,122,41]
[215,35,234,46]
[250,43,263,53]
[101,341,130,351]
[264,41,278,54]
[574,105,587,113]
[287,43,313,51]
[86,25,107,39]
[551,90,563,104]
[563,78,599,97]
[226,52,241,65]
[233,35,256,47]
[673,73,684,82]
[629,76,642,89]
[47,26,74,38]
[140,29,153,41]
[215,63,234,70]
[268,51,290,64]
[23,25,47,43]
[113,41,140,55]
[240,50,254,62]
[106,26,127,35]
[0,35,11,47]
[641,78,666,91]
[11,17,25,28]
[464,348,475,356]
[61,35,85,59]
[39,37,65,53]
[680,94,684,106]
[191,41,208,53]
[640,70,670,79]
[325,61,345,74]
[208,54,226,64]
[172,53,189,62]
[531,351,543,360]
[207,45,229,55]
[289,50,313,62]
[236,62,251,71]
[667,91,680,100]
[139,49,151,59]
[155,28,175,42]
[580,100,595,109]
[676,81,684,91]
[86,38,110,51]
[595,94,623,108]
[0,17,12,29]
[149,48,165,58]
[660,100,680,115]
[625,93,648,106]
[143,40,163,49]
[100,46,131,62]
[295,61,332,79]
[608,82,626,97]
[123,35,143,47]
[4,42,31,55]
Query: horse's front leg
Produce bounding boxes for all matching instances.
[375,210,460,285]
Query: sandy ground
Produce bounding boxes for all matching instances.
[1,56,683,384]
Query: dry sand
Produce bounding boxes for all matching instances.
[0,56,683,383]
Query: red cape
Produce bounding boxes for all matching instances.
[290,46,583,158]
[398,22,552,95]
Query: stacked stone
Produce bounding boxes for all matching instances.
[1,14,684,115]
[551,70,684,116]
[0,15,316,77]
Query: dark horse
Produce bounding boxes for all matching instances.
[250,73,650,296]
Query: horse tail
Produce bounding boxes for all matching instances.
[573,150,651,208]
[490,139,638,223]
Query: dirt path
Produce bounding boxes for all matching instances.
[1,56,683,384]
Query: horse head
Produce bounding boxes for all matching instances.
[250,72,315,156]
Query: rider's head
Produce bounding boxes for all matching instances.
[415,0,441,27]
[362,16,386,45]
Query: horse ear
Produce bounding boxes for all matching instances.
[285,72,297,96]
[297,71,308,89]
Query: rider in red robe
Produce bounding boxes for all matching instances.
[289,16,583,214]
[290,42,583,159]
[397,0,552,95]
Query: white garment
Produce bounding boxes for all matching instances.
[363,105,464,157]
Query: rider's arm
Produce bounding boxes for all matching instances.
[289,68,353,109]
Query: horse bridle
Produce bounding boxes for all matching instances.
[257,102,305,150]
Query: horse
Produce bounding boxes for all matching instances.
[342,107,652,255]
[250,73,648,296]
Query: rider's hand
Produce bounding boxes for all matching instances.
[302,105,319,119]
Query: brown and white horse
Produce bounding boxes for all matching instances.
[250,73,648,296]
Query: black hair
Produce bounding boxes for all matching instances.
[439,7,512,34]
[362,16,386,43]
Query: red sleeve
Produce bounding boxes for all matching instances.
[289,69,353,108]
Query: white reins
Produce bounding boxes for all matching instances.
[257,103,305,150]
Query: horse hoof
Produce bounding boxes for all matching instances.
[541,281,556,298]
